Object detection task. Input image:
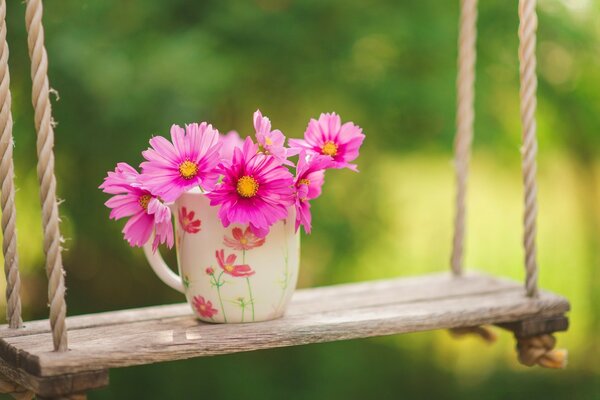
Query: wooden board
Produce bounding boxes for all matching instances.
[0,358,107,398]
[0,272,569,380]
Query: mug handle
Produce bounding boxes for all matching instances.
[143,241,185,293]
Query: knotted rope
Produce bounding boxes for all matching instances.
[451,0,477,276]
[0,374,34,400]
[25,0,68,351]
[516,334,567,368]
[518,0,539,298]
[0,0,23,328]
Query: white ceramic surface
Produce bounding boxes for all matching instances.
[144,190,300,323]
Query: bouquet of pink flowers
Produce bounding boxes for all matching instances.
[100,111,365,251]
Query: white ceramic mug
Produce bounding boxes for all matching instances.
[144,189,300,323]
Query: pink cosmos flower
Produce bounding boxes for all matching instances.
[207,137,295,238]
[219,130,244,162]
[178,207,201,234]
[98,162,139,193]
[140,122,222,202]
[224,226,266,251]
[288,112,365,171]
[294,152,334,234]
[215,249,255,277]
[254,110,298,166]
[192,295,218,318]
[100,163,174,251]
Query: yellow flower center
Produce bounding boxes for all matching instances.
[199,304,206,311]
[236,175,259,198]
[321,141,338,157]
[139,194,152,210]
[179,160,198,180]
[240,237,248,245]
[265,137,273,146]
[224,264,234,272]
[299,178,310,186]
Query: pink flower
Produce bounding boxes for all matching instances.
[219,130,244,162]
[254,110,298,166]
[100,163,174,251]
[140,122,222,202]
[294,152,334,234]
[289,112,365,171]
[98,162,139,193]
[205,267,215,275]
[224,226,266,251]
[207,137,295,238]
[178,207,201,234]
[216,249,255,277]
[192,295,218,318]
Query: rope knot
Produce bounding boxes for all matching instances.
[0,373,34,400]
[516,334,568,368]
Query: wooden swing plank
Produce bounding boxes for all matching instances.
[0,358,107,398]
[0,272,569,379]
[0,271,518,339]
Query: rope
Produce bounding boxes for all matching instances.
[0,0,23,328]
[0,374,34,400]
[451,0,478,276]
[25,0,68,351]
[516,334,567,368]
[449,325,497,344]
[518,0,539,297]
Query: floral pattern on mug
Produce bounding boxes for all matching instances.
[224,226,266,251]
[216,249,254,277]
[192,295,218,319]
[178,207,201,234]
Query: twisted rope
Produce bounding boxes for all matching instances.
[516,334,567,368]
[0,0,22,328]
[25,0,68,351]
[518,0,539,297]
[449,325,497,344]
[451,0,478,275]
[0,374,34,400]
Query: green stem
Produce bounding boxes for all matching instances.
[246,278,255,321]
[215,271,227,323]
[240,303,245,323]
[243,249,255,321]
[277,222,290,311]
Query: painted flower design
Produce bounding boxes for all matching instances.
[289,112,365,171]
[253,110,298,166]
[216,249,255,277]
[224,226,266,251]
[140,122,222,202]
[178,207,201,234]
[294,152,334,234]
[192,296,218,319]
[207,137,295,238]
[100,163,173,251]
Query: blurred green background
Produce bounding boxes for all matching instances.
[0,0,599,398]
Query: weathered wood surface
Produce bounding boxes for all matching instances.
[498,315,569,338]
[0,272,569,377]
[0,358,107,397]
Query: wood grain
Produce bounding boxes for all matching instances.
[497,315,569,338]
[0,358,107,397]
[0,272,520,338]
[0,272,569,377]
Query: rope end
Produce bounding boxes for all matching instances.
[449,326,498,344]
